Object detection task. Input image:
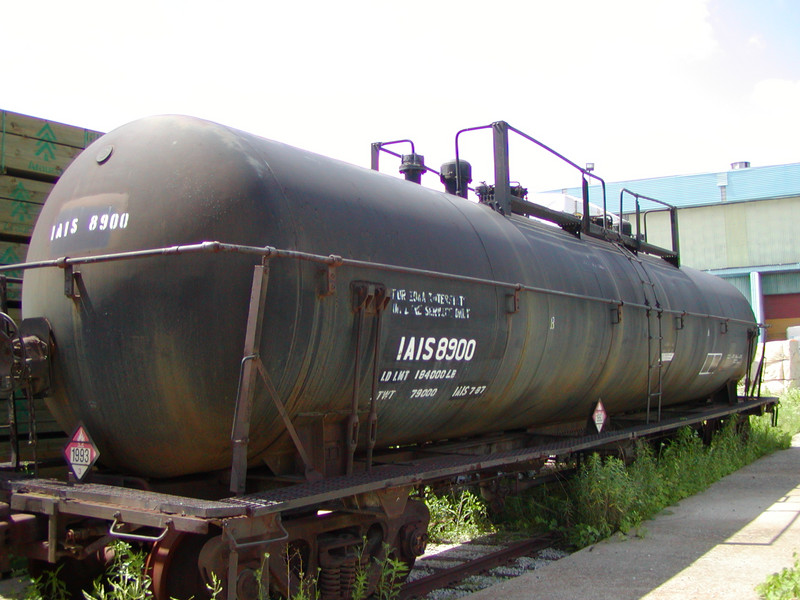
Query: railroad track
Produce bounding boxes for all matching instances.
[401,533,566,599]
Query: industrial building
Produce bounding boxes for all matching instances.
[564,162,800,342]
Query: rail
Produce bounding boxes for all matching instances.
[370,122,680,265]
[399,534,558,599]
[452,123,680,265]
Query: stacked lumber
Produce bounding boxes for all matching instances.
[0,111,102,306]
[0,110,102,181]
[0,110,103,466]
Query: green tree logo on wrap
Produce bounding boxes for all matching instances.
[34,123,57,162]
[0,246,23,294]
[10,182,31,202]
[10,182,34,223]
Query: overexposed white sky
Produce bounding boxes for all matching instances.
[4,0,799,192]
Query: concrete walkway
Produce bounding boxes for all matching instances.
[466,433,800,600]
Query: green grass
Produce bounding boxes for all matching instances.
[754,390,800,599]
[774,389,800,438]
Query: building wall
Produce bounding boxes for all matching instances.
[631,196,800,341]
[763,293,800,342]
[637,195,800,271]
[564,164,800,343]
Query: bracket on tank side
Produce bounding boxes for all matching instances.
[63,265,82,299]
[318,255,343,297]
[230,258,322,496]
[348,282,391,475]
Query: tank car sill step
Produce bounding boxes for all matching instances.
[234,396,777,517]
[1,478,248,519]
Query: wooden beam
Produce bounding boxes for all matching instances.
[0,197,41,238]
[1,131,83,180]
[1,110,102,149]
[0,174,53,205]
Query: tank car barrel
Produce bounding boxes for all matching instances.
[15,114,759,483]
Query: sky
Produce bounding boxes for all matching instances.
[4,0,800,194]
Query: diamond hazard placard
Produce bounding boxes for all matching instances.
[63,423,99,481]
[593,399,607,433]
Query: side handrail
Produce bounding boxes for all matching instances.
[454,121,607,234]
[0,240,751,327]
[2,239,759,488]
[619,188,680,267]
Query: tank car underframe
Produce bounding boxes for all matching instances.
[1,394,777,599]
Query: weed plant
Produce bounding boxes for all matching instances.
[16,538,410,600]
[21,565,69,600]
[81,541,153,600]
[20,541,223,600]
[349,541,408,600]
[425,487,494,543]
[496,389,800,549]
[372,546,409,600]
[757,552,800,600]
